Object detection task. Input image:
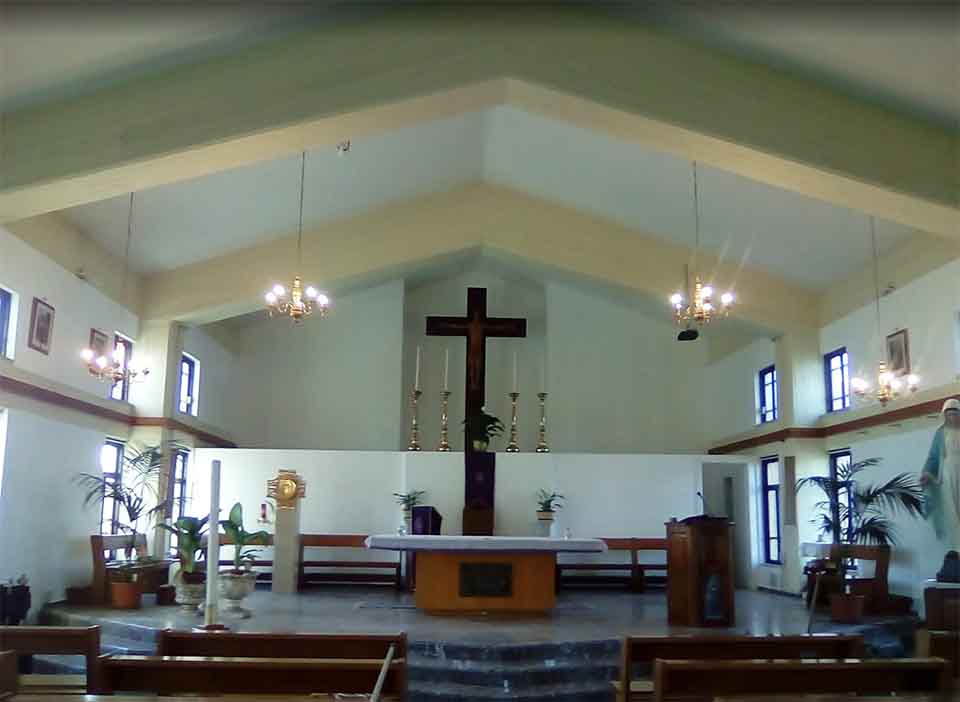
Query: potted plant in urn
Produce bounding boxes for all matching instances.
[462,408,505,452]
[219,502,270,618]
[160,516,208,612]
[797,457,923,623]
[536,490,564,523]
[107,564,142,610]
[393,490,426,533]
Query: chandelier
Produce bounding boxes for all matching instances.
[81,192,150,385]
[670,162,734,340]
[851,217,919,406]
[265,151,330,322]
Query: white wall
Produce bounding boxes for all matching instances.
[0,225,139,398]
[702,338,776,445]
[546,281,707,453]
[0,407,106,609]
[181,325,243,434]
[821,258,960,403]
[208,280,405,449]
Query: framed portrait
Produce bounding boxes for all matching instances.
[886,328,911,376]
[27,298,55,355]
[89,328,110,359]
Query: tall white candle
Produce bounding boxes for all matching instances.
[443,348,450,392]
[541,356,547,392]
[414,345,421,390]
[512,351,519,393]
[204,459,221,626]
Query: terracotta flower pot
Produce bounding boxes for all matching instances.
[830,593,866,624]
[219,571,257,619]
[110,581,142,610]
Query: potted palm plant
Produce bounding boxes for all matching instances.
[797,457,923,623]
[536,490,564,522]
[393,490,426,533]
[463,409,505,452]
[160,516,208,612]
[219,502,269,618]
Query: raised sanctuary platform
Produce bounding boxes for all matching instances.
[41,588,920,701]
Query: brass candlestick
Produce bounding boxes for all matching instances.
[437,390,452,451]
[506,392,520,452]
[407,388,423,451]
[535,392,550,453]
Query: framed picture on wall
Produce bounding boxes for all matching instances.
[89,328,110,360]
[28,298,55,355]
[886,328,911,376]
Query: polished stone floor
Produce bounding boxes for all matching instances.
[42,587,907,645]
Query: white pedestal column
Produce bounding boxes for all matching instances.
[272,498,302,594]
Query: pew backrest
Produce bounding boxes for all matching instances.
[622,633,864,691]
[0,625,100,674]
[652,658,948,702]
[91,653,406,698]
[157,629,406,662]
[0,650,16,697]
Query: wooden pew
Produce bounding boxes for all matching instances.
[0,651,16,698]
[923,630,959,679]
[619,634,864,700]
[652,658,949,702]
[299,534,401,590]
[0,626,100,694]
[558,538,667,592]
[90,535,170,605]
[91,653,405,699]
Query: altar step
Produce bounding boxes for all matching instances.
[407,639,618,702]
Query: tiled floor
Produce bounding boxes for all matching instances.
[43,587,901,645]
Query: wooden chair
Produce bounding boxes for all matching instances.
[652,658,949,702]
[91,650,405,699]
[90,535,170,605]
[618,634,864,700]
[0,625,100,694]
[0,651,16,698]
[829,543,912,614]
[299,534,401,589]
[558,538,667,592]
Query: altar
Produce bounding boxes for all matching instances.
[367,535,606,614]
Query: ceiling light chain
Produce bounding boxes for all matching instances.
[669,161,735,340]
[80,192,150,385]
[265,149,330,323]
[851,216,919,406]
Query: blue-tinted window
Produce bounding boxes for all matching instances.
[0,287,13,359]
[824,348,850,413]
[761,456,781,564]
[758,365,778,424]
[178,354,199,416]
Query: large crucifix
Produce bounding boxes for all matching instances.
[426,288,527,421]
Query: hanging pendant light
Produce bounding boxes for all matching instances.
[81,193,150,384]
[264,151,330,322]
[851,217,919,406]
[670,162,735,340]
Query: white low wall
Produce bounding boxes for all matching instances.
[193,449,706,566]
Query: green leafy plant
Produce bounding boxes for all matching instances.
[160,516,208,582]
[75,443,183,550]
[393,490,426,511]
[796,457,924,546]
[536,489,565,513]
[462,409,505,447]
[219,502,270,573]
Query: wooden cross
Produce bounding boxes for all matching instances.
[426,288,527,420]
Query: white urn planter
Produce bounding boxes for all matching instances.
[219,571,258,619]
[173,571,205,614]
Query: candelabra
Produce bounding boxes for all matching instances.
[407,389,423,452]
[437,390,452,452]
[535,392,550,453]
[506,392,520,452]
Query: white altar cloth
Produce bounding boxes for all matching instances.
[366,535,606,553]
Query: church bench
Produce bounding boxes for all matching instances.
[0,625,100,694]
[651,658,949,702]
[0,650,16,697]
[557,538,667,592]
[89,653,405,699]
[299,534,401,589]
[89,535,170,605]
[919,630,959,679]
[618,634,864,699]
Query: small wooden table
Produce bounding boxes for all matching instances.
[366,535,606,614]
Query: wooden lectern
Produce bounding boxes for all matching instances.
[666,516,735,627]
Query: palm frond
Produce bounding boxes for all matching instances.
[854,473,924,518]
[853,515,898,546]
